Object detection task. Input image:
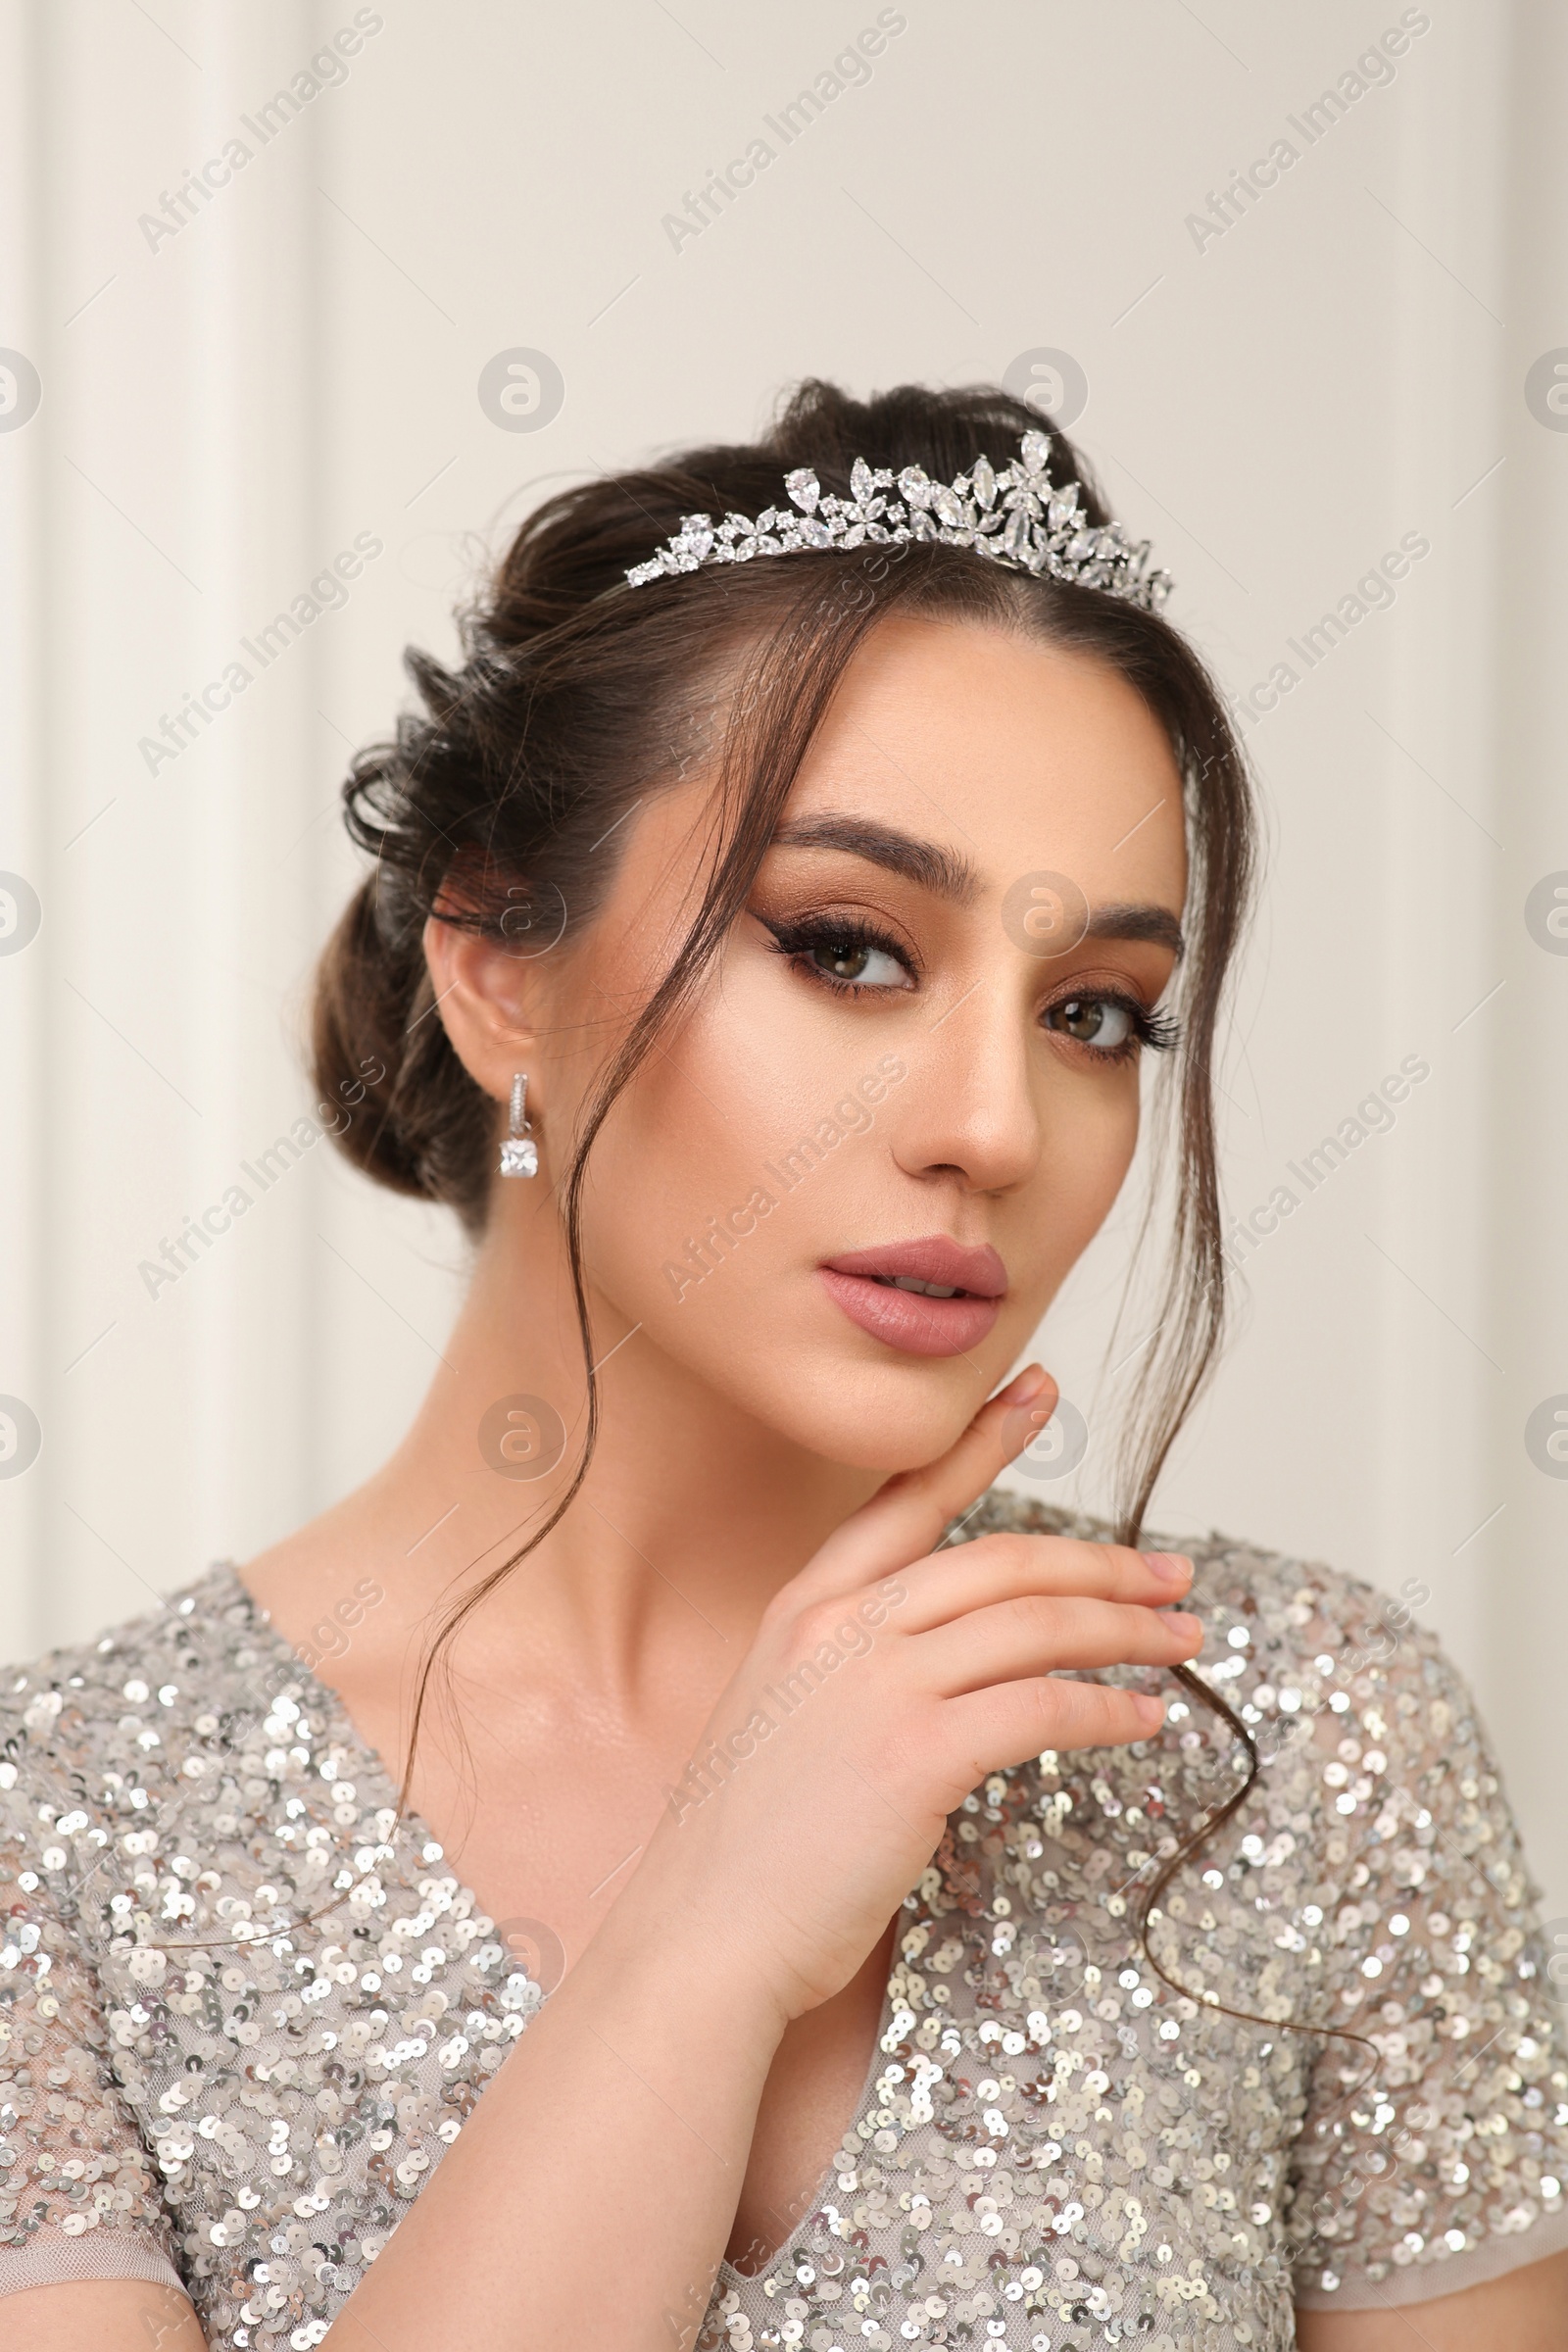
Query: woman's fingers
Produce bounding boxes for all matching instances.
[892,1531,1192,1636]
[906,1593,1203,1696]
[938,1673,1170,1785]
[794,1365,1060,1599]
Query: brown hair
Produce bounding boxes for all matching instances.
[312,378,1284,2018]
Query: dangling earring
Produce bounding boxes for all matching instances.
[498,1072,538,1178]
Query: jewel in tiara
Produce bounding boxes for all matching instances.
[622,427,1173,611]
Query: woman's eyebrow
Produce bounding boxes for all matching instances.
[767,814,1185,959]
[769,813,981,904]
[1086,903,1186,961]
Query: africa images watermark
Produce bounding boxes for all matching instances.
[666,1575,906,1824]
[1220,1052,1430,1272]
[1232,530,1431,731]
[662,1052,907,1302]
[291,1575,386,1676]
[136,1057,386,1301]
[136,530,384,776]
[1184,9,1433,256]
[135,10,385,254]
[22,1572,392,1942]
[662,7,908,254]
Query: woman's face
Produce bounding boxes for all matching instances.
[525,613,1189,1471]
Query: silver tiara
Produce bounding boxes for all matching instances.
[623,428,1173,611]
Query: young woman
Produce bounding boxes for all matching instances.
[4,383,1565,2352]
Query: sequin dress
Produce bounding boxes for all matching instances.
[1,1490,1565,2351]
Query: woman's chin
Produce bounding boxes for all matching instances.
[738,1348,998,1475]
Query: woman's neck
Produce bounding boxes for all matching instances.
[239,1202,882,1728]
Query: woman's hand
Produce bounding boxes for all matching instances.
[278,1366,1202,2352]
[616,1364,1202,2027]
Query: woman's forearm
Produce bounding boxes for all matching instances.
[321,1882,786,2352]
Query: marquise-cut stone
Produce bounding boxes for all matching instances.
[621,430,1173,610]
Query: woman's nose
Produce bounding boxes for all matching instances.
[887,985,1043,1195]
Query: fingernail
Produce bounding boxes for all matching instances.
[999,1363,1048,1407]
[1133,1693,1165,1729]
[1163,1611,1202,1641]
[1142,1551,1192,1587]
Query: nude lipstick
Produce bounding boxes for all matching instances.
[817,1237,1006,1357]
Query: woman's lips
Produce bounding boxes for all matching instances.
[817,1237,1006,1358]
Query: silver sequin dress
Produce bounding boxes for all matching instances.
[1,1490,1566,2350]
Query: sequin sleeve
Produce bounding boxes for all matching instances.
[1284,1615,1568,2311]
[0,1752,184,2303]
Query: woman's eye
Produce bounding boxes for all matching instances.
[1046,995,1136,1052]
[759,914,916,992]
[807,938,908,987]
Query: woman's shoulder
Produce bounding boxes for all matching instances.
[962,1480,1551,1925]
[0,1561,267,1807]
[962,1480,1451,1708]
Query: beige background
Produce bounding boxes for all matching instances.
[2,1,1565,1925]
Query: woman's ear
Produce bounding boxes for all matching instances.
[421,912,543,1108]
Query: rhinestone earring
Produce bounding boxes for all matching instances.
[498,1072,538,1178]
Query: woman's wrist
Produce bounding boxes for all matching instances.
[586,1831,796,2053]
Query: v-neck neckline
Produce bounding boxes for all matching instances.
[210,1555,925,2295]
[213,1556,464,1883]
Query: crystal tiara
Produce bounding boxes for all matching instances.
[623,428,1173,611]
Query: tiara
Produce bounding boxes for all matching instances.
[622,428,1173,611]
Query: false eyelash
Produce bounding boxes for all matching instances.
[1141,1004,1182,1053]
[760,912,1182,1061]
[758,912,919,991]
[1043,993,1183,1064]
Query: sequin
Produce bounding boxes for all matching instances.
[0,1496,1565,2348]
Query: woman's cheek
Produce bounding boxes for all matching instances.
[1017,1074,1143,1270]
[574,1024,786,1315]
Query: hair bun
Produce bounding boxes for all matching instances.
[311,867,495,1222]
